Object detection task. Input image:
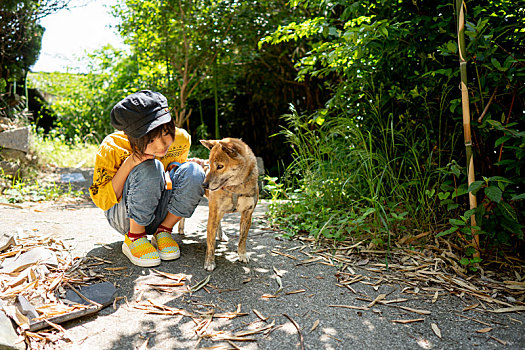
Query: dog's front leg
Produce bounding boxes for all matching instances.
[238,209,254,263]
[205,206,224,271]
[178,217,185,235]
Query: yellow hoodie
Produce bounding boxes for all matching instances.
[89,129,190,211]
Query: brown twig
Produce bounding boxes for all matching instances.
[477,87,497,123]
[283,313,305,350]
[63,281,102,308]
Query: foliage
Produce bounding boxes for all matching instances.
[32,129,98,168]
[0,0,70,119]
[0,129,91,203]
[28,46,142,142]
[264,0,524,256]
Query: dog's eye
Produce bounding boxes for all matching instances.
[216,164,224,170]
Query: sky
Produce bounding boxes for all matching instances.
[31,0,126,73]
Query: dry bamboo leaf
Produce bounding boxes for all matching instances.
[234,321,275,337]
[489,336,507,345]
[476,327,493,333]
[191,275,210,293]
[253,309,268,321]
[285,289,306,295]
[432,290,439,303]
[145,283,184,287]
[488,306,525,313]
[341,276,365,285]
[89,256,113,264]
[271,250,297,260]
[462,303,479,312]
[381,298,408,304]
[213,335,256,342]
[296,257,322,266]
[391,318,425,324]
[309,319,320,333]
[151,269,187,282]
[25,331,46,340]
[431,323,442,338]
[104,267,128,271]
[455,313,492,326]
[275,275,283,294]
[226,340,242,350]
[397,306,431,315]
[368,294,386,308]
[329,304,369,311]
[261,294,278,299]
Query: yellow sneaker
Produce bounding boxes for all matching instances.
[122,235,161,267]
[152,229,180,260]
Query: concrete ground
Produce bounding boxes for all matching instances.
[1,194,524,350]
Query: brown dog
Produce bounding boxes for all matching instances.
[200,138,259,271]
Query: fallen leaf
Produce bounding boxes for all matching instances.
[285,289,306,295]
[488,306,525,313]
[191,275,210,293]
[431,323,442,338]
[368,294,386,308]
[261,294,278,299]
[357,258,369,266]
[397,306,431,315]
[476,327,493,333]
[391,318,425,324]
[104,267,128,271]
[462,303,479,312]
[329,304,369,311]
[432,290,439,303]
[309,319,320,333]
[253,309,268,321]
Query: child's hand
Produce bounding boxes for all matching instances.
[129,152,155,166]
[187,158,208,168]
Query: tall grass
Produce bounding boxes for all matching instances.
[268,105,444,245]
[32,130,98,168]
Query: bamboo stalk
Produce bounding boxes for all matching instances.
[456,0,480,256]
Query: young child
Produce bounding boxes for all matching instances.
[89,90,205,267]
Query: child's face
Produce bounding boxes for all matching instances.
[144,129,174,157]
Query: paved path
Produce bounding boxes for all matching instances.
[0,197,524,350]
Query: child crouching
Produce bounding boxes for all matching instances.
[89,90,205,267]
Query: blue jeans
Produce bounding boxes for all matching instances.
[105,160,205,235]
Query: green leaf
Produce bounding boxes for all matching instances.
[495,135,511,147]
[498,201,518,222]
[511,193,525,201]
[467,181,483,194]
[485,186,502,203]
[438,192,451,200]
[446,41,457,53]
[449,219,466,226]
[436,227,457,237]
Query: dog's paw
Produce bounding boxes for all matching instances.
[238,252,250,263]
[204,260,216,271]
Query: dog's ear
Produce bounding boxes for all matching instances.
[219,141,239,158]
[200,140,218,150]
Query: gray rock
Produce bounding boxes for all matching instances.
[0,127,30,153]
[63,281,117,307]
[0,161,20,177]
[0,149,27,162]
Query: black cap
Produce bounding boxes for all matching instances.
[110,90,172,139]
